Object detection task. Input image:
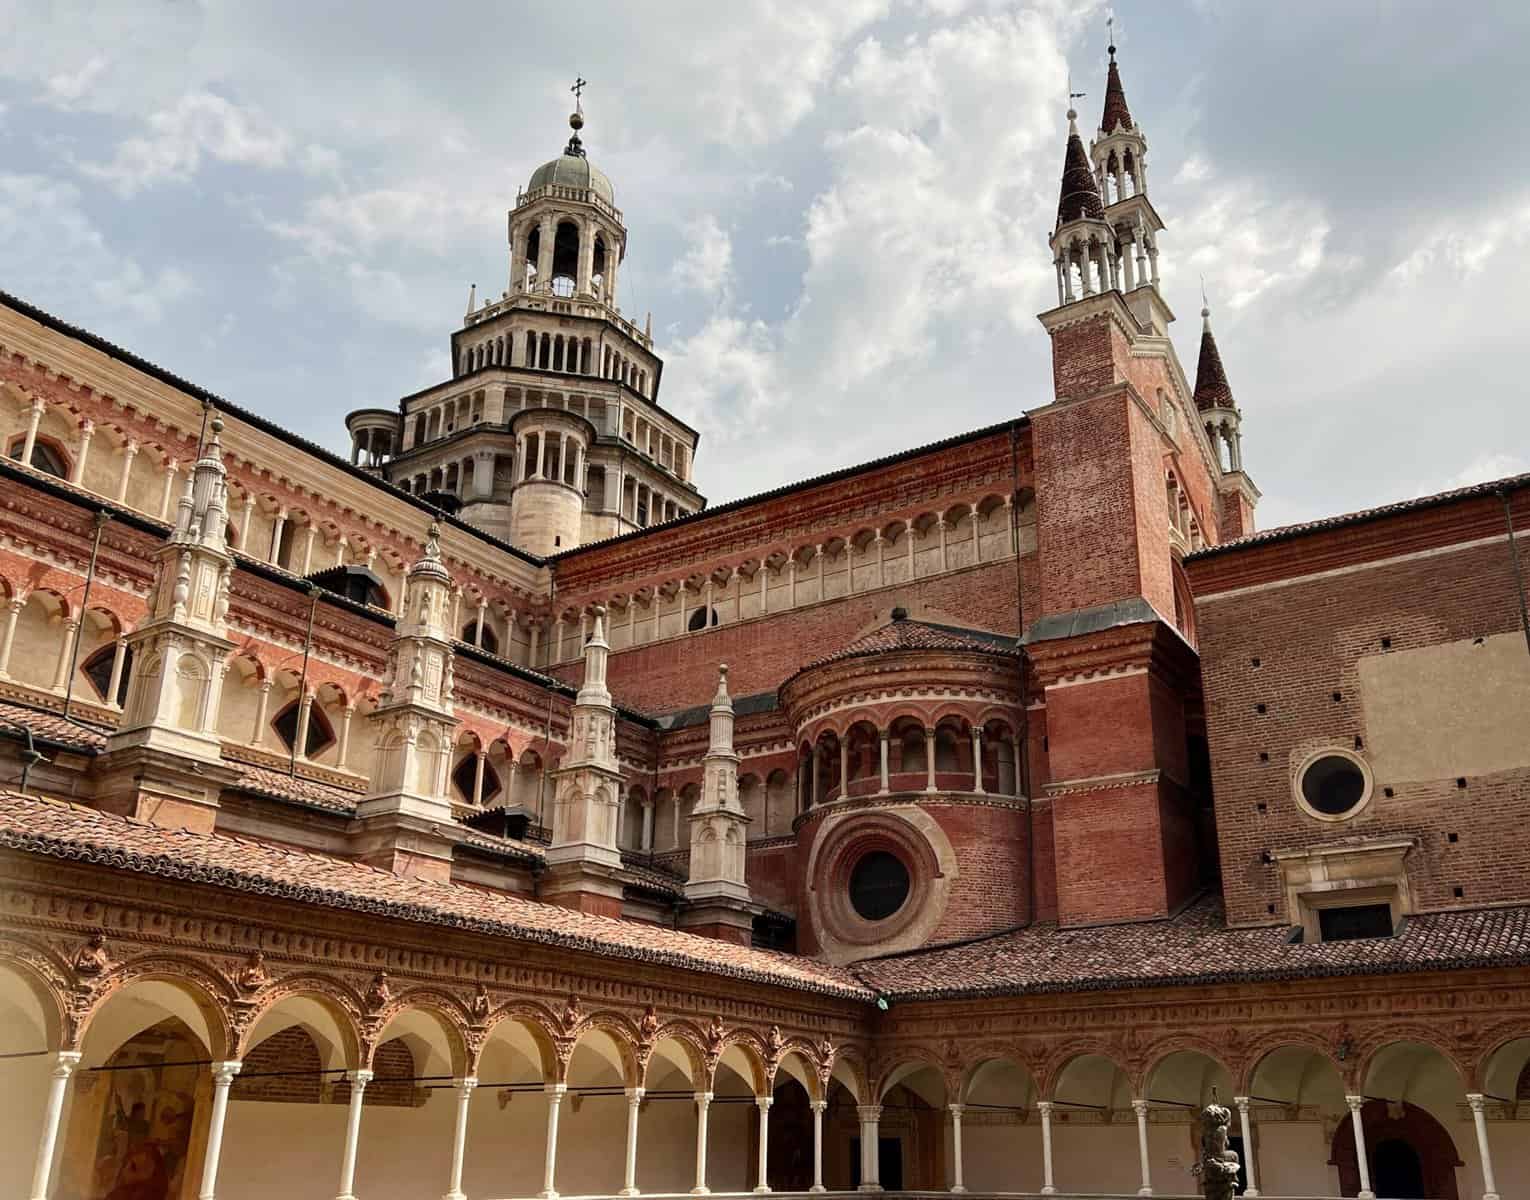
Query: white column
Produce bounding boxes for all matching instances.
[540,1083,566,1199]
[1037,1100,1056,1195]
[0,596,22,678]
[338,706,355,766]
[1233,1096,1259,1197]
[269,507,287,564]
[51,619,78,691]
[878,731,890,794]
[471,751,487,807]
[159,458,179,520]
[1345,1095,1374,1200]
[621,1087,643,1196]
[115,439,138,504]
[251,679,273,745]
[754,1095,772,1193]
[239,492,254,547]
[105,636,128,707]
[692,1091,712,1196]
[1466,1094,1501,1200]
[71,420,93,486]
[809,1099,826,1193]
[640,799,654,852]
[294,689,313,760]
[20,396,44,467]
[198,1060,243,1200]
[856,1104,882,1192]
[28,1049,81,1200]
[925,728,937,793]
[970,727,984,794]
[301,523,317,574]
[444,1076,477,1200]
[336,1068,371,1200]
[948,1104,966,1193]
[1132,1099,1152,1196]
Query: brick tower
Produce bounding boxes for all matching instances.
[1027,44,1218,927]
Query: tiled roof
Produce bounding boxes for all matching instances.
[227,760,366,815]
[854,894,1530,1000]
[1101,53,1134,132]
[0,791,870,999]
[794,618,1018,678]
[0,701,111,752]
[1192,320,1235,412]
[1187,471,1530,559]
[1056,126,1105,226]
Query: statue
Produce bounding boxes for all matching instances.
[1192,1099,1242,1200]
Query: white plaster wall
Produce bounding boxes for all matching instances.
[963,1120,1047,1192]
[1254,1120,1336,1197]
[1048,1122,1141,1194]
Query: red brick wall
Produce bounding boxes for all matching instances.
[1192,515,1530,926]
[580,558,1026,715]
[746,838,800,916]
[232,1026,323,1103]
[1051,778,1177,925]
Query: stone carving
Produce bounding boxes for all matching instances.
[237,949,270,992]
[366,970,391,1011]
[472,982,491,1020]
[1191,1099,1242,1200]
[72,931,110,977]
[561,993,583,1033]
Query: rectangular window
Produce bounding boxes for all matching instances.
[1318,903,1394,942]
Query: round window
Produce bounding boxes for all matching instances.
[849,850,911,922]
[1300,754,1368,816]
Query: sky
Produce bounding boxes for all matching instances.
[0,0,1526,531]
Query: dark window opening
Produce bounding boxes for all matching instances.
[1318,903,1394,942]
[7,436,69,479]
[849,850,910,922]
[452,755,501,806]
[272,700,335,758]
[462,622,499,654]
[1300,755,1367,815]
[687,606,718,632]
[82,643,132,706]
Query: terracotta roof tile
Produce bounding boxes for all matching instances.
[1055,127,1105,227]
[1100,54,1134,133]
[1193,321,1235,412]
[1188,471,1530,559]
[854,894,1530,1000]
[0,791,870,999]
[0,701,110,752]
[796,618,1017,676]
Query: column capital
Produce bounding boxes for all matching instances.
[546,1082,568,1098]
[1233,1095,1251,1113]
[756,1095,774,1111]
[1036,1099,1054,1115]
[856,1103,883,1121]
[810,1099,828,1114]
[1465,1092,1487,1113]
[1344,1093,1365,1112]
[626,1086,646,1101]
[211,1059,243,1084]
[50,1049,83,1078]
[693,1090,713,1106]
[347,1068,374,1085]
[948,1102,965,1118]
[456,1075,478,1093]
[1131,1098,1150,1116]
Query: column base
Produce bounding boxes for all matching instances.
[857,1186,883,1193]
[691,1188,711,1196]
[809,1188,826,1194]
[952,1188,967,1194]
[539,1191,559,1199]
[1243,1191,1260,1199]
[1358,1192,1375,1200]
[619,1190,641,1197]
[1138,1189,1153,1197]
[1040,1189,1057,1196]
[753,1188,771,1195]
[444,1192,467,1200]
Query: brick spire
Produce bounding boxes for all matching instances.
[1193,306,1235,412]
[1100,42,1134,133]
[1055,108,1105,228]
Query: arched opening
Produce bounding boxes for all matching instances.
[845,720,880,796]
[1050,1052,1137,1194]
[961,1057,1041,1192]
[639,1035,704,1193]
[768,1050,819,1192]
[874,1061,946,1190]
[686,606,718,632]
[551,221,580,297]
[465,1014,555,1198]
[6,434,70,478]
[1245,1043,1347,1198]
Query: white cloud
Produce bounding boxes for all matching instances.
[44,54,109,106]
[670,215,734,298]
[79,91,294,195]
[0,172,195,323]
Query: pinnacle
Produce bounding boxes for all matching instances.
[1193,312,1236,412]
[1055,123,1105,228]
[1101,49,1134,133]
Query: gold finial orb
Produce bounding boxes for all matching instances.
[569,110,584,131]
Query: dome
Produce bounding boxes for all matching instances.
[527,116,614,205]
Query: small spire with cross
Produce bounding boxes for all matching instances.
[1066,72,1086,133]
[566,76,588,156]
[1107,13,1117,60]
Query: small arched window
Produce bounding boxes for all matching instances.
[462,621,499,655]
[7,436,69,479]
[81,643,132,706]
[687,606,718,632]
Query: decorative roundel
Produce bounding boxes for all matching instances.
[1295,749,1372,820]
